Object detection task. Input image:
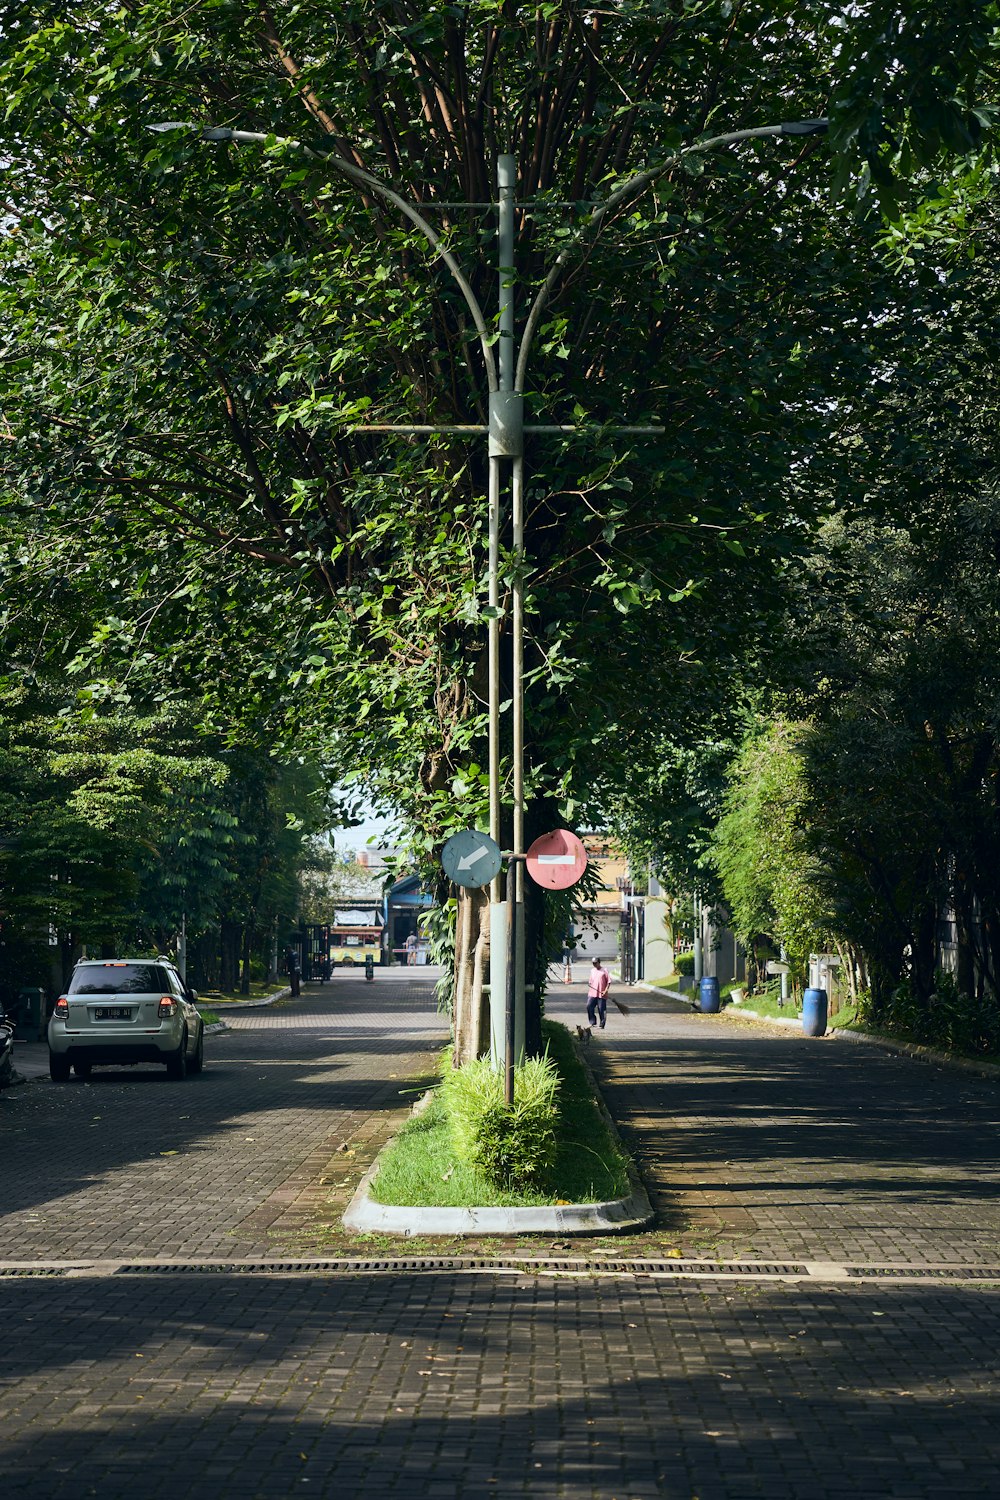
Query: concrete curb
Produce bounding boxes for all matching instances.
[200,987,292,1012]
[831,1024,1000,1080]
[342,1047,654,1238]
[723,1006,802,1030]
[675,992,1000,1075]
[630,982,696,1007]
[632,983,804,1028]
[198,985,294,1034]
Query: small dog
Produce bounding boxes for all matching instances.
[575,1025,592,1043]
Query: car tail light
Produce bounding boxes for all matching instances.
[157,996,177,1018]
[54,995,69,1018]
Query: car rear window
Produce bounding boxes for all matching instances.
[68,964,170,996]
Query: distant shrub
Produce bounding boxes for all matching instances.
[440,1053,560,1191]
[874,972,1000,1056]
[675,950,695,977]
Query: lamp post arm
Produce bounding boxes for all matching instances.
[515,120,826,392]
[149,123,498,392]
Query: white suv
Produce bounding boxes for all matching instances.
[48,958,205,1082]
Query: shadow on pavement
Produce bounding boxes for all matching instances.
[3,1272,999,1499]
[586,1030,1000,1197]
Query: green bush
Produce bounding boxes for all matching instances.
[675,949,695,976]
[865,972,1000,1056]
[440,1052,560,1191]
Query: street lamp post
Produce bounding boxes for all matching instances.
[148,115,827,1076]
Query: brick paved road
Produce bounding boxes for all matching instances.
[5,968,1000,1498]
[4,1271,999,1499]
[1,972,445,1261]
[546,982,1000,1266]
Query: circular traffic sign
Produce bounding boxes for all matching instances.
[441,829,503,890]
[525,829,588,890]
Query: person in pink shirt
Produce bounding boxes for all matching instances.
[586,957,611,1030]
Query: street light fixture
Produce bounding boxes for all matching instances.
[147,114,828,1079]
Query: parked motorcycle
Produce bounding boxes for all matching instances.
[0,1007,16,1089]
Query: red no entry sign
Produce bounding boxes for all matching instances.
[525,829,588,890]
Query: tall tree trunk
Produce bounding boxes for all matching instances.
[220,919,241,993]
[452,885,492,1066]
[911,902,937,1006]
[240,924,253,994]
[954,882,978,1002]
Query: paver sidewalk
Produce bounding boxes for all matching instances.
[546,980,1000,1265]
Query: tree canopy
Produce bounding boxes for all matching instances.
[692,191,1000,1046]
[3,2,1000,1037]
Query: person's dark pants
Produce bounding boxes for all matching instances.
[587,994,606,1028]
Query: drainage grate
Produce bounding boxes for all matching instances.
[0,1267,72,1278]
[115,1259,475,1275]
[574,1260,807,1276]
[111,1257,808,1278]
[848,1265,1000,1281]
[3,1258,996,1282]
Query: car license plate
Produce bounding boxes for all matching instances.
[94,1007,132,1021]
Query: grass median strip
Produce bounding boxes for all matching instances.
[370,1020,631,1210]
[196,982,290,1005]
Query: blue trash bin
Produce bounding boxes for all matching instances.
[699,976,720,1014]
[802,987,828,1037]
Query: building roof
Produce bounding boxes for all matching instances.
[387,873,435,907]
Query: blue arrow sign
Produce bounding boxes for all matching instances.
[441,830,503,889]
